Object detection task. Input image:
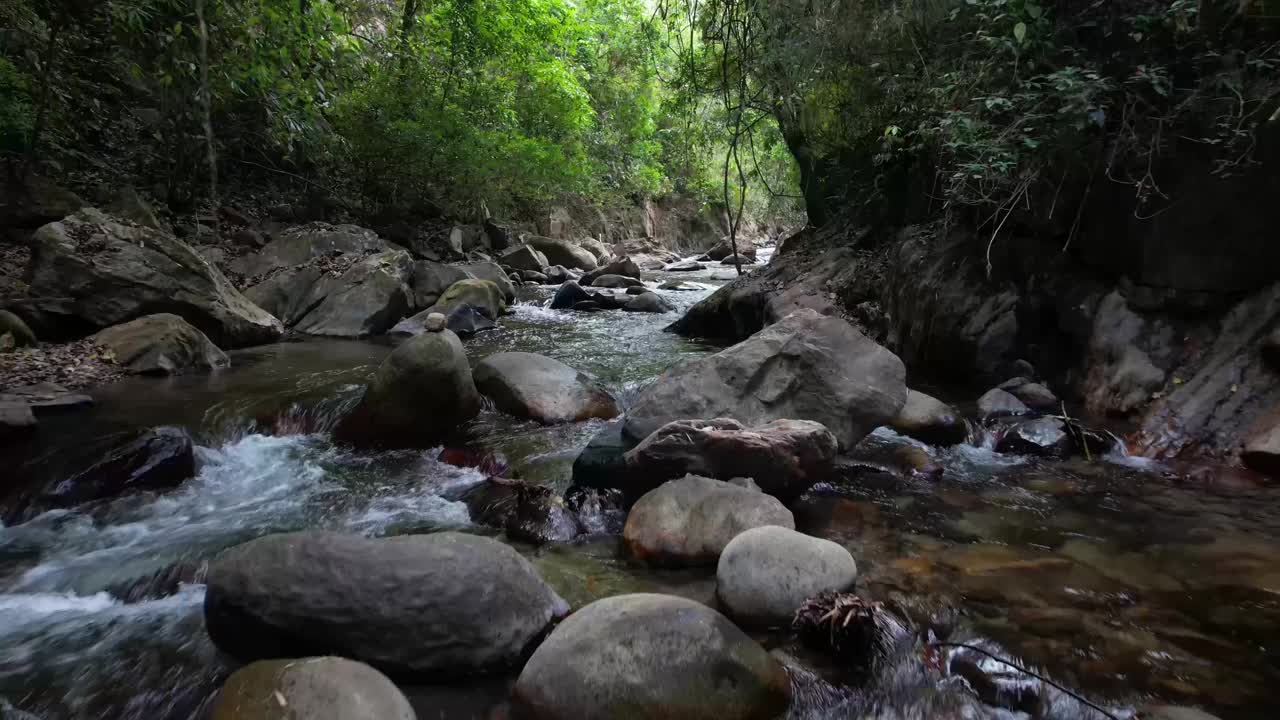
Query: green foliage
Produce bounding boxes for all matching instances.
[0,56,32,156]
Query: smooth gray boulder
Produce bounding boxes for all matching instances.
[92,314,228,375]
[0,310,36,348]
[474,352,618,424]
[245,249,412,338]
[624,309,907,449]
[589,274,642,289]
[391,279,505,338]
[25,209,282,348]
[456,261,517,303]
[581,256,642,285]
[500,244,550,272]
[204,531,569,677]
[512,594,790,720]
[999,376,1060,410]
[409,260,471,309]
[333,329,481,449]
[624,291,674,313]
[716,525,857,627]
[211,657,416,720]
[623,418,836,502]
[996,416,1072,457]
[890,389,967,445]
[525,236,598,272]
[623,475,794,567]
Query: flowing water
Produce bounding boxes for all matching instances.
[2,251,1278,720]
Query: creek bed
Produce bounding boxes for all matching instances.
[2,254,1278,719]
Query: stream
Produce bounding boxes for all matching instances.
[2,252,1278,720]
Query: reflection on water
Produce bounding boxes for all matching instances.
[1,254,1279,719]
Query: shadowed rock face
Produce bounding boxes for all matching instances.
[513,593,790,720]
[624,309,907,450]
[41,426,195,508]
[474,352,618,425]
[204,531,569,678]
[24,209,282,347]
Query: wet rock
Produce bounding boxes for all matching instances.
[578,237,612,262]
[947,644,1042,715]
[564,486,626,535]
[1137,706,1224,720]
[0,401,37,442]
[572,301,602,312]
[521,270,550,284]
[458,477,582,544]
[624,309,907,450]
[892,444,944,476]
[107,561,208,603]
[543,265,573,284]
[0,309,36,348]
[391,279,505,337]
[623,418,837,502]
[659,279,688,290]
[999,377,1060,410]
[43,426,195,507]
[245,249,412,338]
[721,254,756,265]
[623,475,795,567]
[512,593,790,720]
[570,421,632,492]
[623,291,673,313]
[500,244,550,273]
[25,209,283,348]
[408,261,470,309]
[588,274,641,289]
[890,389,967,445]
[665,259,705,272]
[702,237,758,263]
[996,417,1072,457]
[0,382,94,414]
[474,352,618,425]
[550,281,592,310]
[204,531,569,677]
[211,657,416,720]
[92,313,228,375]
[333,330,481,449]
[977,387,1029,417]
[524,236,597,272]
[581,257,641,285]
[626,285,647,296]
[716,525,857,627]
[455,261,517,303]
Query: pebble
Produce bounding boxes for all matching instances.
[425,312,447,332]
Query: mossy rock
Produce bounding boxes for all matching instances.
[0,310,36,348]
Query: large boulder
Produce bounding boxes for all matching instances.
[579,237,612,262]
[210,657,415,720]
[24,209,282,348]
[42,426,195,507]
[590,274,642,289]
[391,279,505,337]
[474,352,618,425]
[701,237,758,263]
[624,309,907,449]
[512,594,790,720]
[409,260,471,309]
[456,261,517,303]
[716,525,858,627]
[0,310,36,348]
[890,389,967,446]
[581,257,641,285]
[500,244,549,273]
[623,291,674,313]
[622,418,836,502]
[204,531,569,677]
[230,223,389,279]
[623,475,794,567]
[525,236,598,272]
[245,249,413,338]
[550,281,591,310]
[92,313,228,374]
[333,329,481,449]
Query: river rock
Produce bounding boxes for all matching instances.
[579,237,612,262]
[626,286,648,296]
[996,417,1072,457]
[999,377,1060,410]
[525,236,598,272]
[0,310,36,348]
[409,261,470,309]
[0,401,37,442]
[211,657,415,720]
[43,426,194,506]
[501,244,550,273]
[890,389,967,445]
[522,270,550,284]
[623,475,795,566]
[702,237,758,263]
[977,387,1029,417]
[0,382,94,414]
[544,265,573,284]
[458,477,582,544]
[721,254,756,266]
[623,418,836,502]
[24,209,282,348]
[92,314,228,375]
[391,279,505,337]
[245,249,413,338]
[333,329,481,449]
[624,309,907,449]
[570,421,631,491]
[716,525,858,627]
[1241,421,1280,476]
[665,259,705,272]
[512,593,789,720]
[589,274,642,289]
[550,281,592,310]
[204,531,569,677]
[623,291,674,313]
[581,256,642,285]
[474,352,618,425]
[456,261,517,303]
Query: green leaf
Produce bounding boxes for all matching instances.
[1026,4,1042,19]
[1013,22,1027,44]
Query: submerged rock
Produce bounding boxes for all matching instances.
[623,475,794,567]
[702,237,758,263]
[474,352,618,425]
[996,416,1072,457]
[999,377,1060,410]
[211,657,416,720]
[512,593,790,720]
[458,477,582,545]
[333,329,481,449]
[890,389,967,446]
[623,417,837,502]
[550,281,592,310]
[716,525,857,627]
[204,531,569,677]
[977,387,1029,417]
[25,209,282,347]
[43,426,194,507]
[570,421,632,492]
[623,309,907,449]
[92,313,228,374]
